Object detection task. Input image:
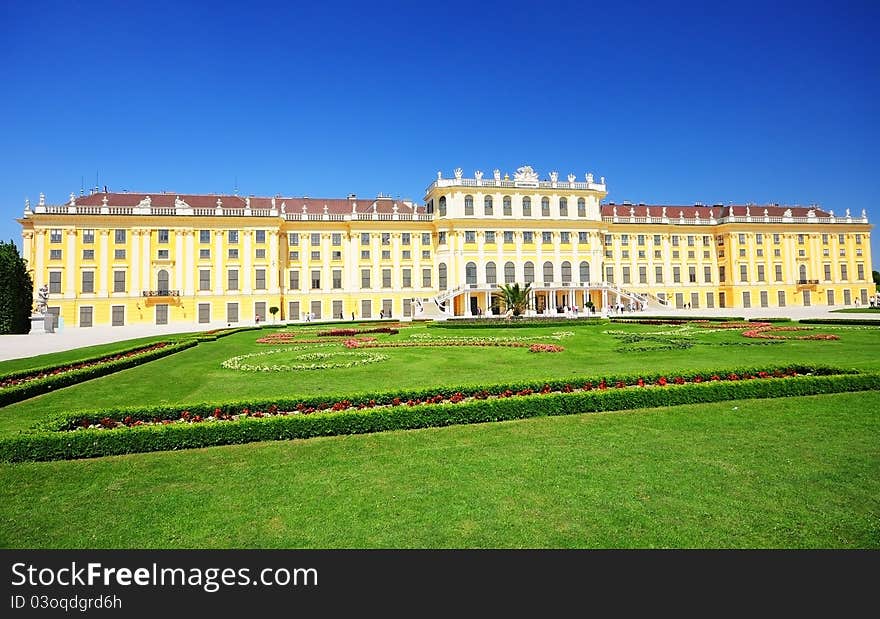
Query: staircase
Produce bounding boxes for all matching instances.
[413,297,450,320]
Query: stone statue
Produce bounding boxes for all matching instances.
[661,207,667,218]
[586,173,594,183]
[845,208,851,217]
[475,170,483,182]
[437,170,442,180]
[709,209,714,219]
[861,209,867,218]
[745,206,751,217]
[454,167,463,180]
[600,176,605,184]
[629,207,635,217]
[35,285,49,315]
[567,173,576,184]
[549,171,559,183]
[646,207,651,218]
[514,166,539,182]
[612,206,618,218]
[493,169,501,181]
[783,208,793,218]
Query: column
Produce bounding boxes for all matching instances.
[141,230,153,296]
[174,229,184,292]
[98,230,109,296]
[322,233,331,294]
[347,233,359,290]
[214,231,224,295]
[391,233,401,289]
[269,230,279,293]
[243,230,253,294]
[184,230,195,296]
[131,229,141,295]
[65,229,77,298]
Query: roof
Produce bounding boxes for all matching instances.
[600,204,834,219]
[71,192,425,214]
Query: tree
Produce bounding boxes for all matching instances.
[269,306,279,323]
[494,282,532,316]
[873,270,880,292]
[0,240,34,334]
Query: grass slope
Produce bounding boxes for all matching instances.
[1,392,878,549]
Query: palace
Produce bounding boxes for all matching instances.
[18,166,873,328]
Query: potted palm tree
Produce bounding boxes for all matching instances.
[495,283,532,318]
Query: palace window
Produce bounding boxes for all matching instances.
[543,261,554,283]
[421,233,431,245]
[311,270,321,289]
[465,231,476,243]
[114,249,126,260]
[438,196,447,216]
[82,249,94,260]
[333,269,342,289]
[580,261,591,282]
[382,269,392,288]
[504,261,515,283]
[560,232,570,244]
[227,269,239,291]
[288,233,299,245]
[113,271,127,293]
[465,262,477,285]
[776,264,784,282]
[438,264,447,290]
[486,262,497,284]
[381,233,390,246]
[158,229,169,244]
[503,231,514,244]
[655,266,663,284]
[524,261,535,283]
[201,230,211,243]
[522,197,531,216]
[401,233,410,246]
[199,249,210,259]
[559,198,568,216]
[82,229,95,244]
[541,197,550,217]
[542,231,552,244]
[49,271,62,293]
[361,233,370,246]
[256,249,266,259]
[50,249,62,260]
[523,231,534,244]
[289,270,300,290]
[402,269,411,288]
[255,230,266,244]
[503,197,512,216]
[114,229,126,244]
[199,270,210,291]
[485,231,496,244]
[422,268,432,287]
[228,230,239,244]
[464,195,474,216]
[439,231,447,244]
[577,198,586,217]
[484,196,493,215]
[228,248,239,259]
[81,271,94,293]
[561,261,572,283]
[579,232,589,244]
[157,249,169,259]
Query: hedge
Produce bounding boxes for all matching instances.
[610,315,746,322]
[798,318,880,326]
[4,366,875,462]
[0,340,198,408]
[430,318,597,329]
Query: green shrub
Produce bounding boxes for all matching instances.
[430,318,598,329]
[5,365,875,462]
[798,318,880,326]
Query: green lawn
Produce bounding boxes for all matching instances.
[1,392,877,548]
[1,319,878,548]
[831,307,880,313]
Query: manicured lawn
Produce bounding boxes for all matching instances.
[2,320,878,436]
[831,307,880,313]
[1,319,878,548]
[1,392,877,548]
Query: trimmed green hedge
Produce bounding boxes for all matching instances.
[748,317,794,323]
[0,340,198,408]
[42,363,840,430]
[430,318,597,329]
[798,318,880,326]
[610,315,746,322]
[4,365,874,462]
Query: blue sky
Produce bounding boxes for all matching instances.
[2,0,878,265]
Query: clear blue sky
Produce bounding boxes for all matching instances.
[2,0,878,266]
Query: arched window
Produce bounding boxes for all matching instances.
[799,264,807,281]
[579,261,590,283]
[541,197,550,217]
[504,261,515,283]
[524,261,535,284]
[157,269,169,293]
[561,261,572,283]
[577,198,586,217]
[464,195,474,216]
[426,199,434,214]
[438,263,448,290]
[559,198,568,217]
[503,196,512,216]
[484,196,493,215]
[543,261,554,283]
[466,262,477,285]
[522,197,532,216]
[486,261,496,284]
[439,196,447,217]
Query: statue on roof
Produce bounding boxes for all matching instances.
[845,208,851,217]
[745,206,751,217]
[514,166,539,182]
[586,173,593,183]
[783,208,793,218]
[550,171,559,183]
[475,170,483,182]
[493,169,501,181]
[567,173,576,183]
[454,167,463,180]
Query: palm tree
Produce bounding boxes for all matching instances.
[495,283,532,316]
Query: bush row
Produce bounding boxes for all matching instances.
[610,315,746,322]
[0,340,198,408]
[798,318,880,326]
[40,363,846,430]
[430,318,596,329]
[3,370,877,462]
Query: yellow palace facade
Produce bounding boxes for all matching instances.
[18,166,873,328]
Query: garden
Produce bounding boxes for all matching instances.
[1,318,879,548]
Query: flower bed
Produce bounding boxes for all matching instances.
[221,347,388,371]
[528,344,564,353]
[5,364,874,462]
[316,327,400,337]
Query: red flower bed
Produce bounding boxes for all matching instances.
[317,327,401,337]
[0,343,169,389]
[528,343,565,353]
